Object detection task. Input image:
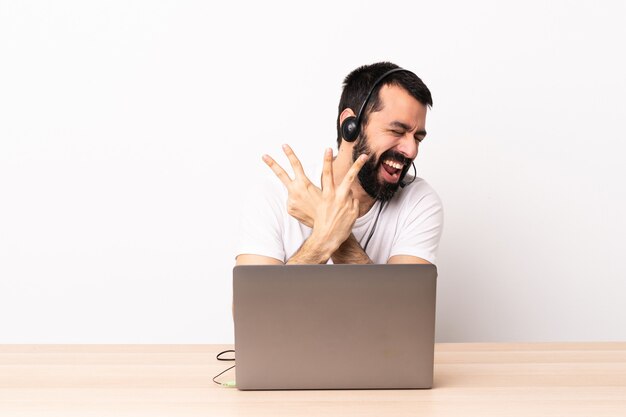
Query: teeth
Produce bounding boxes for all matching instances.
[383,159,404,170]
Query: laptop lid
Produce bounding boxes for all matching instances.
[233,264,437,390]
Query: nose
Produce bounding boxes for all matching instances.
[396,134,419,160]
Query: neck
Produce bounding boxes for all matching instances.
[332,145,376,217]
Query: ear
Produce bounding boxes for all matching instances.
[338,108,358,151]
[339,108,356,126]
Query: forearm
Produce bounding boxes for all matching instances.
[331,233,373,264]
[286,233,336,265]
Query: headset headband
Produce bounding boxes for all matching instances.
[354,67,415,127]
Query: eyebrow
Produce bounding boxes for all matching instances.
[389,121,427,138]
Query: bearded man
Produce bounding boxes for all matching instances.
[236,62,443,266]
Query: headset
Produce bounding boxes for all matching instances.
[340,67,417,143]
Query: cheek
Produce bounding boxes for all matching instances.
[372,139,395,157]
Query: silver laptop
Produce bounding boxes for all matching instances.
[233,264,437,390]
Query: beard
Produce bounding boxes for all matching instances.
[351,133,412,202]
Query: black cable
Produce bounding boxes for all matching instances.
[401,162,417,187]
[216,350,235,361]
[363,201,385,252]
[213,350,236,387]
[212,364,236,386]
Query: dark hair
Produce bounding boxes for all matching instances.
[336,62,433,149]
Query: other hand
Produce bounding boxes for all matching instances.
[262,144,322,228]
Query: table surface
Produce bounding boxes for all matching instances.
[1,343,625,417]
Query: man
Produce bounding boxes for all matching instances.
[236,62,443,265]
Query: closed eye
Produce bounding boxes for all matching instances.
[390,128,426,143]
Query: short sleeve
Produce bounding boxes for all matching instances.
[235,177,286,263]
[389,186,444,265]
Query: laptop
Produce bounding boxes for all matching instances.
[232,264,437,390]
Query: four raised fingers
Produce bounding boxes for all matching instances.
[265,145,368,194]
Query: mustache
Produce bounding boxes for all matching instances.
[376,149,412,167]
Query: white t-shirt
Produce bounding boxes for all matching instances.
[236,167,444,265]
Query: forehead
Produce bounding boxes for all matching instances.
[373,84,427,127]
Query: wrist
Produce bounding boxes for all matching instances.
[286,232,335,265]
[308,229,340,260]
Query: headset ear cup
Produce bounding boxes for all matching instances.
[341,116,359,142]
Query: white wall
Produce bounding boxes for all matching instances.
[1,0,624,343]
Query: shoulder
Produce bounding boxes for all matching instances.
[394,177,442,208]
[385,176,443,226]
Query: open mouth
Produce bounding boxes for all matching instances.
[380,159,405,183]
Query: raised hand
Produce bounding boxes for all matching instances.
[262,144,322,228]
[264,144,368,257]
[311,149,368,252]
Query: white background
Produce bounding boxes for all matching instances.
[1,1,625,343]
